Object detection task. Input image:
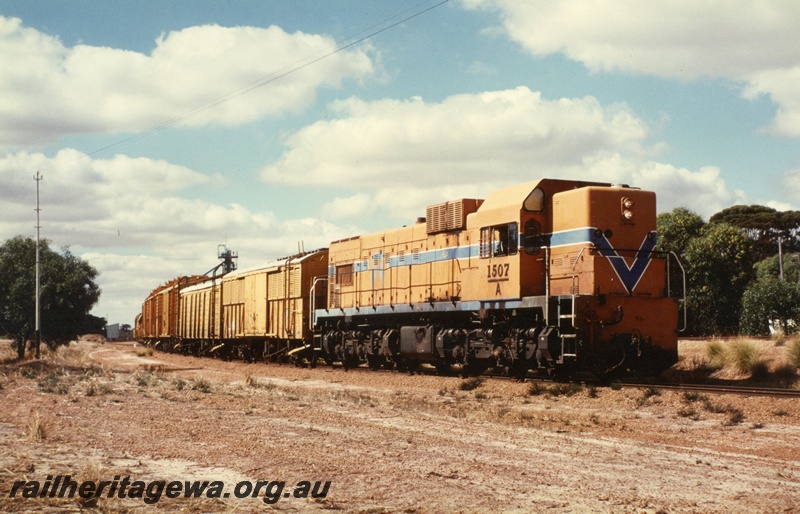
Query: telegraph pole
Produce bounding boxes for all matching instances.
[34,171,42,359]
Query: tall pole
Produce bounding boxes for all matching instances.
[34,171,42,359]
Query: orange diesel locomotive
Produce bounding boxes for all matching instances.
[136,178,683,376]
[316,178,683,376]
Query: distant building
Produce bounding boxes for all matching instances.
[106,323,132,341]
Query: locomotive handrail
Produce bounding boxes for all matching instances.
[544,246,550,325]
[668,251,688,333]
[309,276,328,331]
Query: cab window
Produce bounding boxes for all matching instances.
[523,188,545,212]
[480,223,518,258]
[524,219,543,254]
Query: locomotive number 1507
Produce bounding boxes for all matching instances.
[487,263,510,281]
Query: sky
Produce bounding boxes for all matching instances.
[1,0,800,326]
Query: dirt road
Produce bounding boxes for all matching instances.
[1,339,799,512]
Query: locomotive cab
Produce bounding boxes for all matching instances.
[548,185,679,374]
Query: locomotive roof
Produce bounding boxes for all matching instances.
[477,178,614,213]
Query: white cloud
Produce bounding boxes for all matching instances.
[0,149,352,324]
[262,87,650,187]
[744,66,800,136]
[0,17,376,148]
[512,151,743,218]
[263,87,741,221]
[461,0,800,136]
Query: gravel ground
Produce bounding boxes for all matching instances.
[0,338,798,513]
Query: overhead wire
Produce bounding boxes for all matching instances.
[68,0,450,163]
[5,1,448,243]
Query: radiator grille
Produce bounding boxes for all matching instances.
[425,199,482,234]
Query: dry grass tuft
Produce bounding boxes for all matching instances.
[135,347,154,357]
[191,377,212,393]
[527,381,583,398]
[705,340,726,369]
[727,339,769,378]
[458,377,484,391]
[786,336,800,368]
[74,461,107,509]
[245,374,277,390]
[0,339,19,363]
[26,411,46,441]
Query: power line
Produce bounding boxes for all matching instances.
[68,0,449,163]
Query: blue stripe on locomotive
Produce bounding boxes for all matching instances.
[329,227,656,272]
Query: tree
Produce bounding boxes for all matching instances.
[0,236,101,359]
[683,223,754,335]
[740,279,800,335]
[657,207,705,257]
[710,205,800,261]
[754,253,800,284]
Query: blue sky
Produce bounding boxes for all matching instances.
[1,0,799,325]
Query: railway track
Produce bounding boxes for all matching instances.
[136,342,800,399]
[311,360,800,399]
[626,382,800,399]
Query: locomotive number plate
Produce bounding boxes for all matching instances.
[487,263,510,282]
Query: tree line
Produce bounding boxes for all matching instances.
[658,204,800,336]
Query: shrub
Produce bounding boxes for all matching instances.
[741,279,800,336]
[727,339,768,377]
[37,371,69,394]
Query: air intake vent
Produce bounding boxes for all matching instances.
[425,199,483,234]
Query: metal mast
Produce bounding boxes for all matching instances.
[34,171,42,358]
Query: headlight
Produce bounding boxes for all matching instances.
[621,197,634,222]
